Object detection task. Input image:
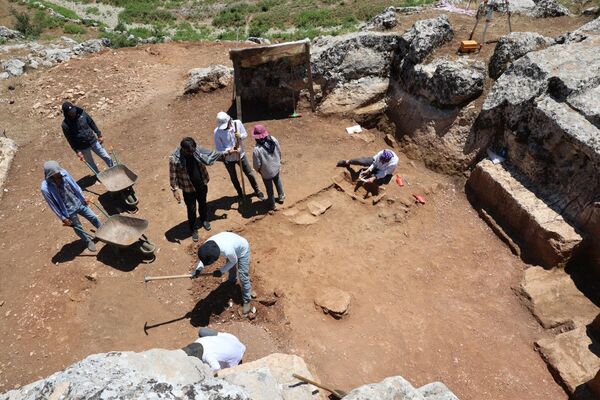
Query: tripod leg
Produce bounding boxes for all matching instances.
[469,15,480,40]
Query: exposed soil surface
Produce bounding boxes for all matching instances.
[1,9,591,400]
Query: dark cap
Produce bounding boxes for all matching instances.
[197,240,220,266]
[181,342,204,359]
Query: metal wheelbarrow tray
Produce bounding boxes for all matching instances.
[95,214,148,247]
[96,164,138,192]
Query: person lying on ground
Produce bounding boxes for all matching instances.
[213,111,264,207]
[40,160,101,252]
[181,327,246,374]
[169,137,235,242]
[193,231,254,315]
[61,102,113,174]
[336,149,399,186]
[252,124,285,212]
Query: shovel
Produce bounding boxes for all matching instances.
[144,272,212,282]
[292,374,347,399]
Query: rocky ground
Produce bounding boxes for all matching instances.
[1,4,600,400]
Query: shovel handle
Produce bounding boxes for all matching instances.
[292,374,344,399]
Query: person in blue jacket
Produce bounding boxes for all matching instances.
[40,160,101,252]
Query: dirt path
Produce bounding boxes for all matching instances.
[0,38,566,400]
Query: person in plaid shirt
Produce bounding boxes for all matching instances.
[170,137,235,242]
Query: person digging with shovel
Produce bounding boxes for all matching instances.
[336,149,399,189]
[181,327,246,373]
[61,102,113,174]
[40,160,101,252]
[213,112,264,208]
[192,231,254,315]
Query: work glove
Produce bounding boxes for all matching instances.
[192,262,204,279]
[212,270,223,278]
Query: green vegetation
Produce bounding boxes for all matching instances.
[0,37,6,45]
[39,1,80,19]
[11,8,62,37]
[63,23,86,34]
[85,6,100,15]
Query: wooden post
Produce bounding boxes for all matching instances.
[304,42,316,112]
[233,57,243,121]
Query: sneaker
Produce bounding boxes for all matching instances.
[242,301,252,315]
[256,191,265,200]
[202,221,211,231]
[87,241,97,252]
[277,195,285,204]
[336,160,349,168]
[269,203,278,211]
[192,230,199,242]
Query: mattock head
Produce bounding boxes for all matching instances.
[143,321,149,336]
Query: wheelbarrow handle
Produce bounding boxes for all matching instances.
[71,224,95,240]
[144,273,213,282]
[292,374,346,399]
[80,158,99,177]
[89,200,111,219]
[109,145,120,165]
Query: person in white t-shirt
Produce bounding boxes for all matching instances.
[192,231,253,315]
[336,149,399,187]
[181,327,245,373]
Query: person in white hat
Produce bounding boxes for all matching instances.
[213,112,264,207]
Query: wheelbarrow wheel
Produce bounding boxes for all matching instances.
[138,239,156,256]
[124,192,139,206]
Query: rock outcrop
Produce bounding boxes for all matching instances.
[531,0,570,17]
[0,137,17,201]
[0,349,460,400]
[360,7,398,32]
[471,35,600,248]
[184,64,233,95]
[1,59,25,77]
[0,26,22,40]
[489,32,554,79]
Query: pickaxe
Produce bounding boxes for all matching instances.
[143,313,191,335]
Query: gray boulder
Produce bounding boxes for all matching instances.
[575,15,600,34]
[344,376,425,399]
[472,34,600,252]
[39,47,74,64]
[0,26,22,40]
[0,349,250,400]
[403,59,485,106]
[247,37,271,45]
[73,38,109,55]
[0,72,9,80]
[418,382,460,400]
[361,6,398,31]
[398,15,453,64]
[1,59,25,77]
[489,32,554,79]
[183,64,233,95]
[532,0,570,17]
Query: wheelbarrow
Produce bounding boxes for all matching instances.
[74,201,156,259]
[82,148,140,213]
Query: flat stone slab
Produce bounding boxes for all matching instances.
[291,213,319,225]
[314,287,351,318]
[518,267,599,329]
[307,200,332,216]
[467,159,582,268]
[536,327,600,394]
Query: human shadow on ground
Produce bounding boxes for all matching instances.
[189,282,243,327]
[76,175,97,190]
[51,239,96,264]
[95,243,150,272]
[164,221,190,244]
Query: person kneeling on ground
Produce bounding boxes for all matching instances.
[336,149,399,187]
[169,137,233,242]
[193,231,254,315]
[181,327,246,373]
[252,124,285,211]
[40,160,101,252]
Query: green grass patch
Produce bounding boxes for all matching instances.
[85,6,100,15]
[39,1,80,19]
[11,8,63,38]
[118,3,176,24]
[128,26,153,38]
[0,37,6,45]
[63,22,86,34]
[212,2,256,28]
[173,24,212,41]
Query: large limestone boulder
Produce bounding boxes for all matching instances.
[397,15,453,65]
[0,137,17,201]
[0,349,250,399]
[472,35,600,247]
[344,376,460,400]
[489,32,554,79]
[402,59,485,106]
[418,382,460,400]
[72,38,109,55]
[531,0,570,17]
[184,64,233,95]
[220,353,320,400]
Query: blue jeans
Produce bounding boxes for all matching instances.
[262,173,284,207]
[227,252,252,303]
[69,204,101,243]
[81,141,113,173]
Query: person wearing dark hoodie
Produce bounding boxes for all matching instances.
[40,160,101,252]
[61,102,113,174]
[169,137,231,242]
[251,125,285,211]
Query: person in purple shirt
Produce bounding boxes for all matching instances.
[40,160,101,252]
